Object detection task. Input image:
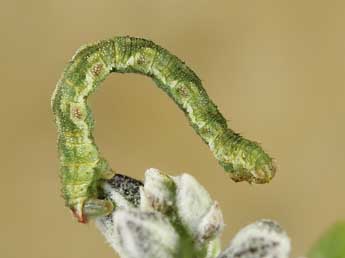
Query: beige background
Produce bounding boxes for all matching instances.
[1,1,344,257]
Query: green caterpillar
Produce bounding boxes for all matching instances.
[51,36,276,223]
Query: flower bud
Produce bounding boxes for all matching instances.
[217,220,291,258]
[174,173,213,237]
[113,209,179,258]
[141,168,175,213]
[197,202,224,243]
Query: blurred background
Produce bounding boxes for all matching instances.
[1,1,344,257]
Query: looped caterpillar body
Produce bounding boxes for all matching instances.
[52,36,276,223]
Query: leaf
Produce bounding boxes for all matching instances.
[308,222,345,258]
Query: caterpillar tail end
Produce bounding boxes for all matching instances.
[71,199,115,224]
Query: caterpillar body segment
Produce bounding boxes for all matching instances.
[52,36,275,223]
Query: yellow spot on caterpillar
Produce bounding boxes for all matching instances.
[177,85,189,97]
[73,107,83,119]
[136,55,146,65]
[70,103,86,121]
[91,63,103,76]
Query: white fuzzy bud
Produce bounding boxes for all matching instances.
[95,182,135,258]
[217,220,291,258]
[96,215,129,258]
[113,209,179,258]
[142,168,175,212]
[174,173,213,237]
[197,202,224,243]
[139,186,154,211]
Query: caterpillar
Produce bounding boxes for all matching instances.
[51,36,276,223]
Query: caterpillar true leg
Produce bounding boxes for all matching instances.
[52,36,276,223]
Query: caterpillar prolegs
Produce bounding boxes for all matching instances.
[51,36,276,223]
